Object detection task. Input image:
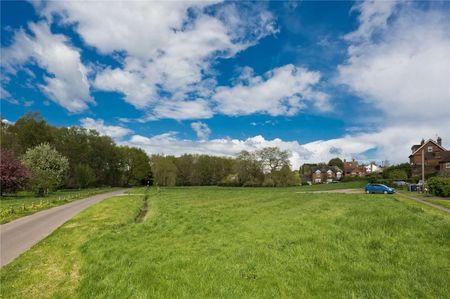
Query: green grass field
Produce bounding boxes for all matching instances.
[0,188,118,224]
[1,185,449,298]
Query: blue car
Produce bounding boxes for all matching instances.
[365,184,395,194]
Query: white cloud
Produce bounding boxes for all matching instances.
[338,2,450,125]
[214,64,330,116]
[1,119,14,125]
[144,99,213,121]
[345,0,399,42]
[303,123,450,164]
[1,22,93,113]
[331,1,450,164]
[80,118,132,139]
[123,121,450,170]
[191,122,211,140]
[39,1,277,119]
[123,133,310,169]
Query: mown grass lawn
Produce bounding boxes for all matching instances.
[1,186,449,298]
[0,188,119,224]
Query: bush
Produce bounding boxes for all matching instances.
[427,177,450,197]
[242,180,262,187]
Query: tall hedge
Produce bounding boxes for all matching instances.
[427,177,450,197]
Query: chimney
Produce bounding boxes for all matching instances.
[437,136,442,146]
[421,138,425,145]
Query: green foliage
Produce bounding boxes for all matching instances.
[73,164,95,189]
[1,187,449,298]
[120,146,152,186]
[387,169,408,180]
[328,157,344,170]
[235,150,264,186]
[427,177,450,197]
[383,163,412,179]
[0,112,55,154]
[22,143,69,196]
[256,147,290,172]
[150,155,178,186]
[270,165,298,187]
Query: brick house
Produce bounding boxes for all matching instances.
[409,137,450,176]
[343,159,365,177]
[438,152,450,174]
[311,166,342,183]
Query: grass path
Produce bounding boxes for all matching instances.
[1,187,449,298]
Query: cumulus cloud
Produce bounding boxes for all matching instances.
[338,2,450,125]
[214,64,330,116]
[80,118,133,139]
[191,122,211,140]
[1,22,93,113]
[38,1,277,119]
[330,0,450,163]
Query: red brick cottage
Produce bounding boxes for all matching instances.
[409,137,450,176]
[311,166,343,183]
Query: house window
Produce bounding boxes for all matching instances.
[446,162,450,169]
[428,146,433,152]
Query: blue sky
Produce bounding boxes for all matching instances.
[1,1,449,168]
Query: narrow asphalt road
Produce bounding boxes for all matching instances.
[0,189,127,268]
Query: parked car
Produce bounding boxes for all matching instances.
[365,184,395,194]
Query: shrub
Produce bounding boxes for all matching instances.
[427,177,450,197]
[22,143,69,196]
[0,150,29,195]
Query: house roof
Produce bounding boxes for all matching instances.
[312,166,342,173]
[409,139,447,157]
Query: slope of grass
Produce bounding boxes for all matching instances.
[1,187,449,298]
[0,188,119,223]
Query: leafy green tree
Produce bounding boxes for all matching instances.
[387,169,408,180]
[120,146,152,186]
[383,163,412,179]
[22,143,69,196]
[328,157,344,170]
[173,154,194,185]
[256,147,290,172]
[73,164,95,189]
[5,112,55,154]
[151,155,178,186]
[235,150,264,186]
[271,165,297,187]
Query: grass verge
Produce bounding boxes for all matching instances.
[1,187,449,298]
[0,188,119,224]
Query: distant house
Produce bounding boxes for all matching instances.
[364,162,383,174]
[409,137,450,176]
[343,159,365,177]
[311,166,342,183]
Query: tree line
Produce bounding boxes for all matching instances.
[151,147,298,187]
[1,112,300,196]
[1,112,151,195]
